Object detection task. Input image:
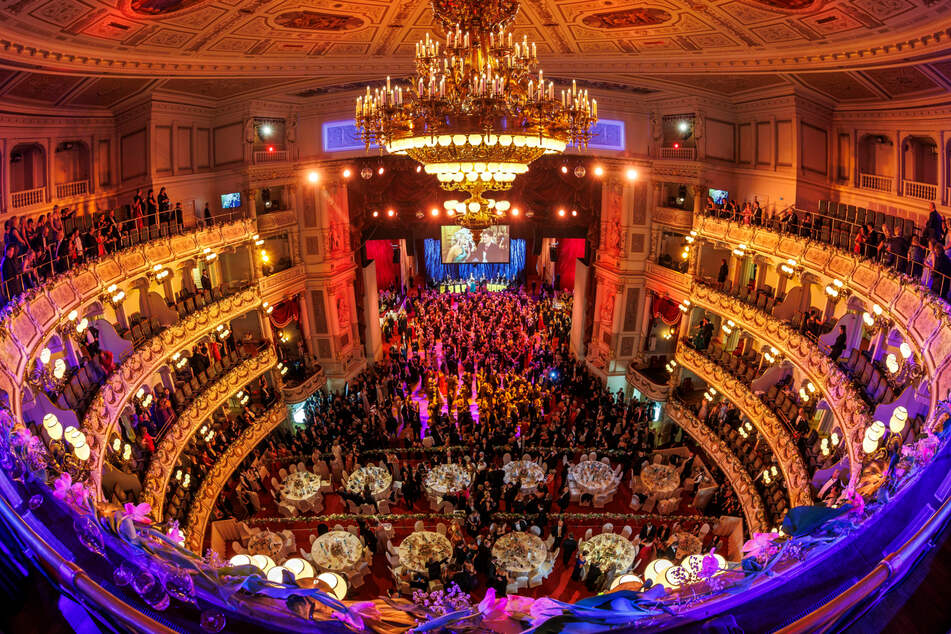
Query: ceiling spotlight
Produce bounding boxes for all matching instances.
[561,164,568,174]
[415,165,422,172]
[626,168,638,181]
[372,210,379,218]
[557,208,566,217]
[361,167,373,180]
[430,207,439,217]
[307,171,319,183]
[511,207,520,217]
[260,124,273,138]
[387,208,395,217]
[377,166,385,175]
[342,168,352,178]
[677,120,690,134]
[571,209,578,217]
[447,208,455,217]
[573,165,586,178]
[593,165,604,177]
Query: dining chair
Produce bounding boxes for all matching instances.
[414,520,425,532]
[231,541,246,555]
[620,525,634,538]
[583,528,593,541]
[377,500,391,514]
[278,467,289,479]
[600,457,611,465]
[299,547,314,562]
[529,525,542,536]
[436,523,447,535]
[502,452,512,464]
[601,523,614,534]
[298,461,307,473]
[544,535,555,549]
[309,534,317,545]
[278,503,295,518]
[521,453,532,462]
[289,464,298,475]
[333,524,345,532]
[587,451,597,461]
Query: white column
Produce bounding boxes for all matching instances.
[362,261,382,361]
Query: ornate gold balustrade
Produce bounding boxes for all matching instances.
[185,402,288,553]
[281,366,327,405]
[0,219,255,424]
[676,343,813,507]
[689,283,866,486]
[665,401,769,533]
[83,287,263,493]
[143,347,279,522]
[693,215,951,421]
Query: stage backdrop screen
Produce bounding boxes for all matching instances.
[440,225,510,264]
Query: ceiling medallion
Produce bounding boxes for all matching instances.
[355,0,597,228]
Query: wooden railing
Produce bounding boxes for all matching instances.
[859,173,892,193]
[11,187,44,208]
[659,146,697,160]
[55,179,89,199]
[902,179,937,201]
[253,149,289,163]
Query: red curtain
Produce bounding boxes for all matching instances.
[365,239,400,290]
[652,296,682,326]
[269,298,300,329]
[555,239,586,289]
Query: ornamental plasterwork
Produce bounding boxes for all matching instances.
[143,346,278,522]
[693,215,951,416]
[652,206,693,229]
[676,342,813,508]
[688,284,866,487]
[83,287,263,493]
[665,400,768,534]
[185,402,288,553]
[0,219,255,422]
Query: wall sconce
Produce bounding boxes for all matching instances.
[665,359,677,373]
[721,319,734,335]
[104,284,125,305]
[678,299,691,313]
[203,247,218,262]
[763,346,780,364]
[43,413,63,441]
[779,259,799,276]
[152,264,171,281]
[732,243,747,257]
[263,302,274,314]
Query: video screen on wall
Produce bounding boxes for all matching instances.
[708,188,729,205]
[441,225,510,264]
[220,192,242,209]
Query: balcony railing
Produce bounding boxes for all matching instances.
[903,179,937,201]
[660,146,697,160]
[55,179,89,199]
[858,173,892,193]
[11,187,44,209]
[253,149,289,163]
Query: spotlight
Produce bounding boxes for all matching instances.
[377,166,385,175]
[571,209,578,217]
[430,207,439,217]
[307,171,319,183]
[415,165,422,173]
[260,124,273,138]
[361,167,373,180]
[511,207,520,217]
[593,165,604,177]
[342,168,352,178]
[372,210,379,218]
[573,165,586,178]
[447,208,456,217]
[387,208,395,217]
[677,120,690,134]
[557,208,566,217]
[626,168,638,181]
[267,145,275,153]
[673,142,680,149]
[561,164,568,174]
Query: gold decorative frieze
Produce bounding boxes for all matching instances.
[184,403,288,553]
[688,284,866,486]
[143,347,279,522]
[666,401,768,534]
[676,343,813,508]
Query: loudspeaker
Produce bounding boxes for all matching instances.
[532,236,543,256]
[405,239,416,258]
[582,240,592,265]
[392,245,400,263]
[549,245,558,262]
[360,244,371,267]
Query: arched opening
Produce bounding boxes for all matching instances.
[53,140,91,199]
[9,143,47,209]
[901,135,938,201]
[857,134,894,193]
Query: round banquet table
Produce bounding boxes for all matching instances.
[670,532,703,558]
[503,460,545,491]
[345,465,393,501]
[310,531,365,573]
[281,471,324,510]
[246,531,284,560]
[424,463,472,498]
[579,533,638,573]
[491,532,548,576]
[568,460,617,496]
[397,531,453,574]
[640,463,681,498]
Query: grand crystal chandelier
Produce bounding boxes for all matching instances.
[355,0,597,228]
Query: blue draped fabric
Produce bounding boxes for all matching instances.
[424,238,526,282]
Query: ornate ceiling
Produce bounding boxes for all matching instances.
[0,0,949,108]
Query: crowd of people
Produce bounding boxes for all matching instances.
[214,283,742,596]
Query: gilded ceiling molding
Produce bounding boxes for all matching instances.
[693,215,951,420]
[676,342,812,508]
[143,347,279,523]
[0,219,255,424]
[184,402,288,553]
[83,287,263,494]
[688,284,866,486]
[282,367,328,405]
[665,400,768,534]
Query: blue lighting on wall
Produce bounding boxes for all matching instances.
[322,120,377,152]
[424,238,526,282]
[585,119,625,151]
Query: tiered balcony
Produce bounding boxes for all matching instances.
[858,173,893,193]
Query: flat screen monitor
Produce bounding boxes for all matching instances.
[708,188,729,205]
[220,192,241,209]
[441,225,510,264]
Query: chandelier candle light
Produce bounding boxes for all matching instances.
[355,0,597,228]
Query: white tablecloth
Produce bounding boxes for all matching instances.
[281,471,325,510]
[345,465,393,500]
[580,533,638,572]
[398,531,453,573]
[503,460,545,491]
[246,531,284,560]
[491,532,548,576]
[424,463,472,497]
[640,463,680,497]
[569,460,617,496]
[311,531,365,573]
